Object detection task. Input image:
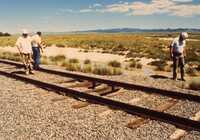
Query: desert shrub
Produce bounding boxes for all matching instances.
[69,58,79,63]
[49,55,66,62]
[102,50,110,54]
[129,59,137,68]
[84,59,91,65]
[83,49,89,53]
[0,52,21,61]
[92,66,122,76]
[148,60,167,71]
[112,68,123,75]
[197,65,200,71]
[92,66,112,75]
[186,67,199,76]
[136,62,143,69]
[188,78,200,90]
[108,60,121,68]
[56,44,65,48]
[41,56,48,64]
[63,62,81,71]
[112,44,127,52]
[126,51,142,58]
[81,64,93,73]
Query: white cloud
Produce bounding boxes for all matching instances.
[55,0,200,17]
[93,3,102,7]
[172,0,193,2]
[99,0,200,17]
[79,9,93,13]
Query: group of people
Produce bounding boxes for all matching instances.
[15,30,189,81]
[15,30,44,75]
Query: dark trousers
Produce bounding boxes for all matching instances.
[32,47,41,69]
[173,53,185,80]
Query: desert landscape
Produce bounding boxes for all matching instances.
[0,0,200,139]
[0,33,199,82]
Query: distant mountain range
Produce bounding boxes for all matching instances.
[76,28,200,33]
[42,28,200,35]
[11,28,199,35]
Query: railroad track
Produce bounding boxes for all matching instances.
[0,59,199,139]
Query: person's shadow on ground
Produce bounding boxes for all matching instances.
[150,75,170,80]
[11,70,25,75]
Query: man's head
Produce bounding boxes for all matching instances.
[37,31,42,36]
[180,32,189,41]
[22,29,29,38]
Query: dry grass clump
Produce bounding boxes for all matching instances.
[148,60,167,71]
[81,64,93,73]
[49,55,66,63]
[186,67,199,76]
[41,56,48,64]
[92,65,122,75]
[108,60,121,68]
[0,51,21,61]
[127,59,143,69]
[69,58,79,64]
[62,61,81,72]
[188,78,200,90]
[84,59,91,65]
[56,44,65,48]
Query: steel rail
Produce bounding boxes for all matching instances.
[0,59,199,103]
[0,70,199,131]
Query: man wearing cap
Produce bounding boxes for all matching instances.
[16,30,34,75]
[170,32,189,81]
[31,31,43,70]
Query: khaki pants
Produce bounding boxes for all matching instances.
[21,53,33,72]
[173,53,185,80]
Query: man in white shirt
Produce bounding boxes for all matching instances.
[31,32,43,70]
[170,32,188,81]
[16,30,34,75]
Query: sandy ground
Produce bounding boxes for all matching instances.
[2,46,197,80]
[0,46,126,63]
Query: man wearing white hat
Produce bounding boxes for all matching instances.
[170,32,189,81]
[15,29,34,75]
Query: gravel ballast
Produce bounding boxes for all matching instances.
[0,63,199,140]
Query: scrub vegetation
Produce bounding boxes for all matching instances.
[0,32,199,76]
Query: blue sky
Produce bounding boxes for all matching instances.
[0,0,200,33]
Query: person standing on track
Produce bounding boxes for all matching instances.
[31,31,43,70]
[16,29,34,75]
[170,32,189,81]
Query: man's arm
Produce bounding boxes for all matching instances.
[183,47,186,58]
[169,44,173,59]
[15,40,22,55]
